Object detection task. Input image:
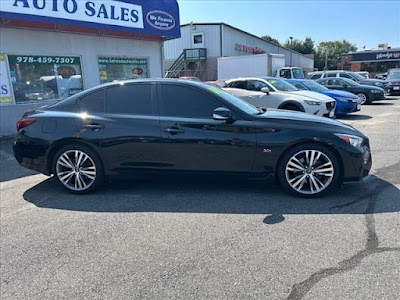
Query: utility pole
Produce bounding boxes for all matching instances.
[289,36,293,67]
[324,47,328,70]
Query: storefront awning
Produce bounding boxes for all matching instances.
[0,0,180,40]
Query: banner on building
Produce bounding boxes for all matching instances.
[0,0,180,39]
[0,54,14,105]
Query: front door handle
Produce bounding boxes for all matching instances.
[84,124,104,131]
[163,127,185,135]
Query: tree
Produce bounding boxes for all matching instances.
[314,40,357,70]
[283,37,315,55]
[261,35,281,46]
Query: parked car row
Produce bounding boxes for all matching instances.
[223,77,336,117]
[14,79,372,198]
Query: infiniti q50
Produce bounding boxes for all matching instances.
[13,79,372,197]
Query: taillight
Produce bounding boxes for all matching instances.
[16,118,36,131]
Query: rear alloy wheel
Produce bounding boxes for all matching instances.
[54,145,103,193]
[357,93,369,105]
[278,144,340,197]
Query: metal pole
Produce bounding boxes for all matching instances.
[324,48,328,70]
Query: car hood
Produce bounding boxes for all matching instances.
[287,90,334,102]
[320,90,358,99]
[386,79,400,84]
[256,109,359,132]
[359,78,385,85]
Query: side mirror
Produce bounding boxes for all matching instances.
[213,107,231,121]
[261,87,270,95]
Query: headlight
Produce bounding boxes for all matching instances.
[387,82,393,86]
[371,90,381,93]
[304,100,321,105]
[375,82,383,87]
[336,97,355,102]
[335,134,364,148]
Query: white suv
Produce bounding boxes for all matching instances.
[223,77,336,117]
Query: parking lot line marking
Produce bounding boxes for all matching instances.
[0,150,15,161]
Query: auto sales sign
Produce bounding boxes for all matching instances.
[0,0,180,39]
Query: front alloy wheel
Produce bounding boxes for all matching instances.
[357,93,368,105]
[278,144,340,197]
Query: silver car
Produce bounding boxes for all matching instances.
[224,77,336,117]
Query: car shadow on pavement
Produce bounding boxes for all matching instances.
[336,114,372,121]
[23,174,400,223]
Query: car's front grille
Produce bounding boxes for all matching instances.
[325,101,335,111]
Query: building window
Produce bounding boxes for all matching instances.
[7,55,83,104]
[193,33,204,46]
[98,57,149,84]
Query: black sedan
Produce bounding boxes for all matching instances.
[14,79,371,197]
[385,69,400,95]
[316,77,384,104]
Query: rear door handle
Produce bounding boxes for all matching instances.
[84,124,104,131]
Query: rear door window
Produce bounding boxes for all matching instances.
[311,74,321,79]
[105,84,154,115]
[231,81,248,89]
[159,84,222,119]
[78,89,105,113]
[339,73,352,79]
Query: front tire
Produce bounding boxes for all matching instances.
[53,144,104,194]
[281,104,302,112]
[278,144,340,197]
[357,92,370,105]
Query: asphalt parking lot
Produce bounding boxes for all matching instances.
[1,96,399,300]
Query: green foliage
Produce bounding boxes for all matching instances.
[283,37,315,55]
[314,40,357,70]
[261,35,281,46]
[260,34,357,71]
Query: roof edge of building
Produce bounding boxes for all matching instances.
[180,22,312,59]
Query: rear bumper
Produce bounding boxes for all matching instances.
[13,137,51,175]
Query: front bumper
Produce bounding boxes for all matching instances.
[370,91,385,101]
[385,85,400,95]
[335,100,358,115]
[342,143,372,182]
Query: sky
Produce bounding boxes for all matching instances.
[177,0,400,50]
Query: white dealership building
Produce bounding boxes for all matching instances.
[163,22,314,80]
[0,0,180,136]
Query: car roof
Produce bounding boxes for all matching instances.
[286,79,310,83]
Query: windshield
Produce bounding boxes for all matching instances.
[264,78,298,91]
[349,72,365,80]
[206,85,259,115]
[302,80,329,92]
[292,68,305,79]
[343,78,360,86]
[387,71,400,80]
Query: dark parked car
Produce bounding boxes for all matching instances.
[307,70,386,89]
[385,69,400,95]
[14,79,372,197]
[316,77,384,104]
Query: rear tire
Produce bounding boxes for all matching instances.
[277,143,340,197]
[52,144,104,194]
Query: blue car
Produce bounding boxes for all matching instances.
[287,79,360,115]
